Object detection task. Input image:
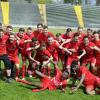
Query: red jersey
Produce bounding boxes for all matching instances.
[87,34,93,41]
[92,40,100,58]
[6,40,18,57]
[46,41,59,61]
[66,41,79,58]
[56,40,65,56]
[50,67,67,90]
[23,32,34,40]
[37,32,55,43]
[80,42,95,58]
[27,41,40,49]
[46,41,59,55]
[4,32,10,36]
[19,39,29,55]
[61,33,72,39]
[73,32,86,42]
[35,48,51,62]
[77,66,97,86]
[41,67,67,90]
[0,35,9,55]
[16,32,25,39]
[33,30,42,38]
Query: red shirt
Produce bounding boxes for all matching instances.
[50,67,67,90]
[87,34,93,41]
[19,39,29,55]
[80,42,95,58]
[16,32,25,39]
[92,40,100,58]
[61,33,72,39]
[6,40,18,57]
[0,35,9,55]
[35,48,51,61]
[33,30,42,38]
[46,41,59,56]
[73,32,86,42]
[4,32,10,36]
[37,32,55,43]
[41,67,67,90]
[56,40,65,55]
[65,41,79,58]
[23,33,34,40]
[77,66,97,85]
[27,41,40,49]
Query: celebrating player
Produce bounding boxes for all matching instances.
[70,61,100,95]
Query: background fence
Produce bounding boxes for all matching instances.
[0,2,100,28]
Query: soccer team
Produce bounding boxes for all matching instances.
[0,24,100,95]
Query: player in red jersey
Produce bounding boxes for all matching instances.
[61,28,73,40]
[56,33,66,66]
[17,64,68,92]
[28,41,53,76]
[46,36,73,71]
[33,23,43,38]
[80,36,100,73]
[60,28,73,46]
[4,25,13,36]
[37,25,55,43]
[26,38,40,77]
[46,36,62,65]
[6,34,20,80]
[86,28,93,41]
[70,61,100,95]
[60,34,85,74]
[23,27,34,40]
[92,32,100,77]
[0,29,12,83]
[32,66,68,92]
[73,27,86,42]
[16,28,25,40]
[19,37,32,80]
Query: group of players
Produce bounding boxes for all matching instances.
[0,23,100,95]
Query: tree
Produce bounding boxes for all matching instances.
[31,0,52,4]
[64,0,82,4]
[96,0,100,5]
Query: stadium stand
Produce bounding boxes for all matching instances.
[9,3,42,26]
[82,6,100,28]
[46,4,79,27]
[0,4,3,24]
[0,2,100,28]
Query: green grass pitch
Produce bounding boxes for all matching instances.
[0,28,100,100]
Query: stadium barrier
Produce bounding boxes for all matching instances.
[0,2,100,28]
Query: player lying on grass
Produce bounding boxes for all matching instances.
[17,63,69,92]
[70,61,100,95]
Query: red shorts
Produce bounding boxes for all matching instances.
[82,57,96,65]
[41,76,58,90]
[66,56,78,67]
[96,57,100,67]
[9,56,20,64]
[52,53,58,62]
[21,54,28,62]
